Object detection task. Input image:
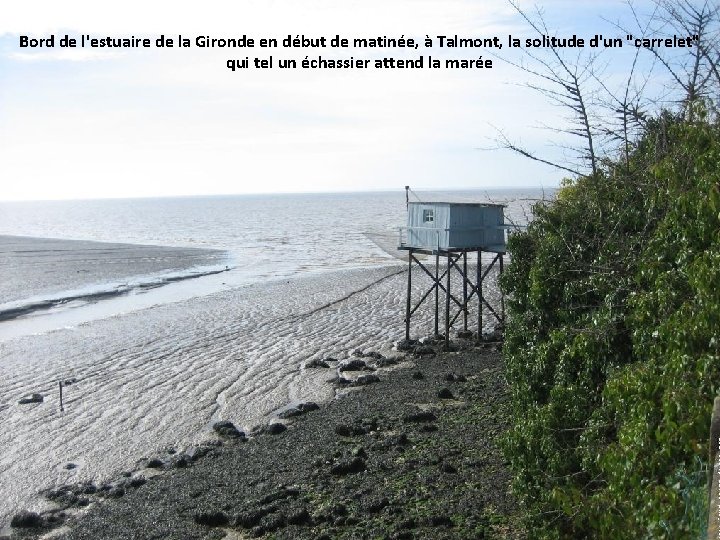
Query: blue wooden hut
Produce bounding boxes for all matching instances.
[400,201,506,253]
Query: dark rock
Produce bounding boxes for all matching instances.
[437,388,454,399]
[83,484,97,494]
[331,503,348,516]
[444,372,467,383]
[64,462,77,470]
[287,509,311,525]
[278,402,319,419]
[374,356,399,367]
[260,513,286,532]
[305,359,330,369]
[413,345,436,357]
[403,411,437,423]
[385,433,410,447]
[278,407,302,419]
[398,517,417,529]
[236,510,264,529]
[109,487,125,498]
[10,511,43,528]
[440,462,457,473]
[352,349,365,357]
[335,424,365,437]
[299,402,319,413]
[364,351,384,360]
[259,487,300,504]
[194,511,229,527]
[332,376,352,386]
[129,477,146,488]
[428,515,454,527]
[18,393,43,405]
[146,458,164,469]
[339,359,367,372]
[411,371,424,380]
[186,445,212,462]
[63,378,78,386]
[174,456,189,468]
[351,374,380,387]
[264,423,287,435]
[330,457,366,475]
[396,339,418,352]
[364,497,389,514]
[212,420,245,439]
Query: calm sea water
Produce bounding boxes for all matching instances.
[0,189,549,527]
[0,190,544,318]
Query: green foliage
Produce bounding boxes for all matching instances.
[501,111,720,538]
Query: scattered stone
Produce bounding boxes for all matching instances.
[351,374,380,387]
[428,514,454,527]
[331,376,352,386]
[444,372,467,383]
[259,487,300,504]
[299,402,320,413]
[129,477,146,488]
[278,402,320,419]
[18,393,43,405]
[212,420,245,439]
[374,356,399,368]
[364,351,384,360]
[411,371,424,380]
[285,508,310,526]
[194,511,229,527]
[236,510,264,529]
[146,458,164,469]
[339,359,367,372]
[264,423,287,435]
[109,487,125,498]
[437,388,454,399]
[364,497,390,514]
[10,511,43,528]
[335,424,366,437]
[305,359,330,369]
[330,457,366,475]
[440,462,458,474]
[395,339,418,352]
[403,411,437,423]
[413,345,436,357]
[63,378,78,386]
[352,349,365,357]
[64,462,77,470]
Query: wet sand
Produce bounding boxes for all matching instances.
[11,340,521,540]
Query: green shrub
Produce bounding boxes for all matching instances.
[501,111,720,538]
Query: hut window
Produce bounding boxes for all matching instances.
[423,209,434,223]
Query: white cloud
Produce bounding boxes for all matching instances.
[0,0,641,201]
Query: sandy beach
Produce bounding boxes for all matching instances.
[9,339,519,540]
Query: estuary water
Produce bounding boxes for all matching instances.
[0,189,546,527]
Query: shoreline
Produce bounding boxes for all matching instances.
[8,337,521,540]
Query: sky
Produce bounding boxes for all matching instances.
[0,0,662,201]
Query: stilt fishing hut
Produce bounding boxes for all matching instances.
[398,194,507,347]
